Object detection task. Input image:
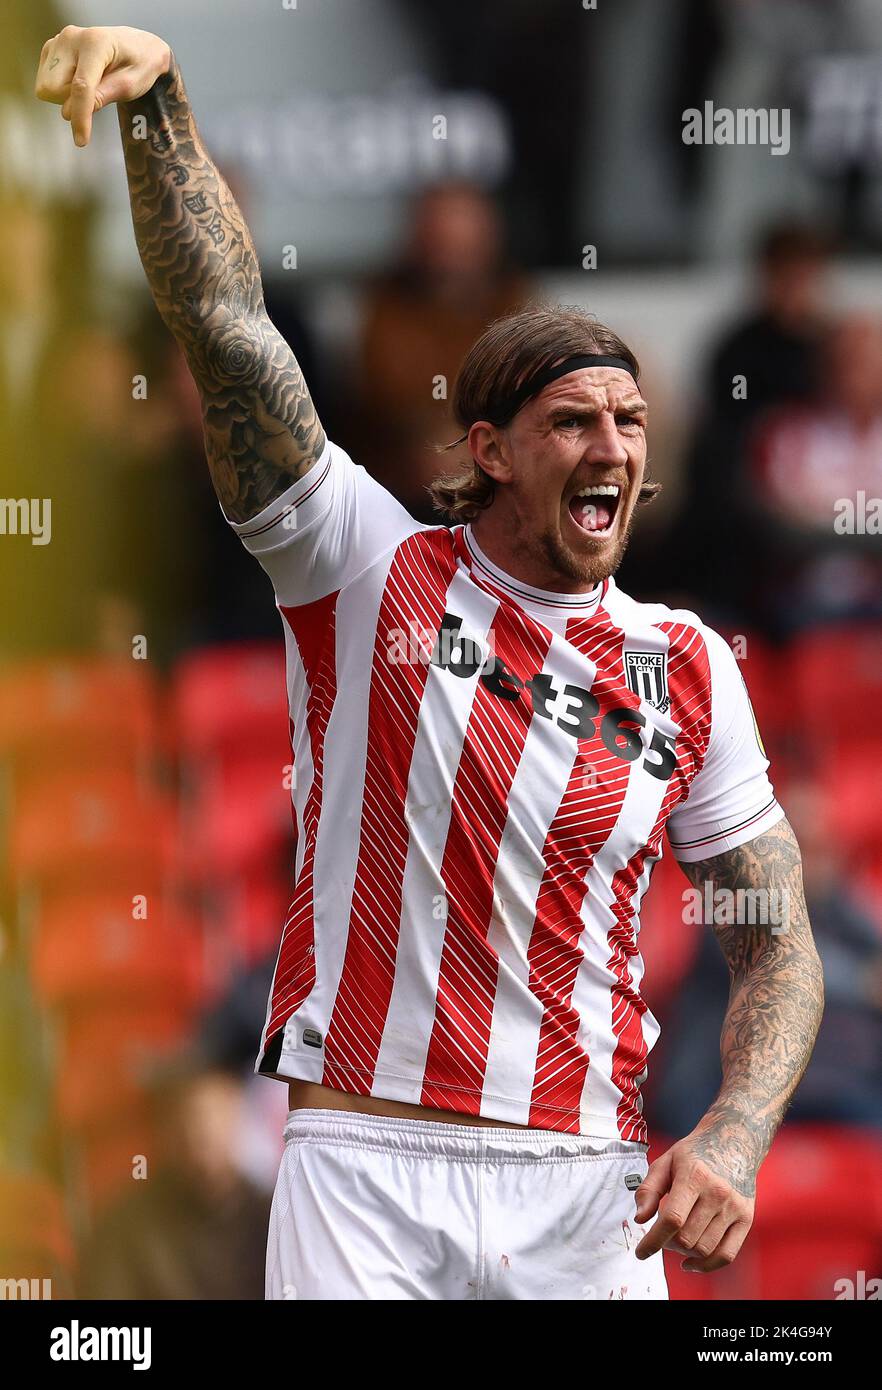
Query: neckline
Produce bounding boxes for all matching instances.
[462,525,610,615]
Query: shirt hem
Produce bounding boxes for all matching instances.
[256,1050,646,1143]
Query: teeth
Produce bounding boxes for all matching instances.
[575,485,620,497]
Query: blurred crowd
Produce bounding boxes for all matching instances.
[2,52,882,1298]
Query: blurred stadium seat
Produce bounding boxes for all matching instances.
[819,750,882,859]
[182,751,293,880]
[713,630,788,756]
[31,892,199,1011]
[54,1004,191,1131]
[793,624,882,753]
[8,770,175,891]
[172,642,289,767]
[72,1104,159,1212]
[173,644,295,994]
[199,866,291,977]
[0,658,161,780]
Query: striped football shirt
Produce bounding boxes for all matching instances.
[228,439,782,1140]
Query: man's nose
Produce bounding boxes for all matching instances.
[583,411,629,466]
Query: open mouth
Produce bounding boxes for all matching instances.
[567,484,622,536]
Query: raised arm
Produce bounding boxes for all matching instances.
[636,817,824,1272]
[35,25,324,522]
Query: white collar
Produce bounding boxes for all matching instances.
[463,525,610,615]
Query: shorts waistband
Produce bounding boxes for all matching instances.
[282,1108,647,1163]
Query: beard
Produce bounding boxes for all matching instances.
[534,507,636,589]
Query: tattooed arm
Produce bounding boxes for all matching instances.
[35,25,324,521]
[635,818,824,1272]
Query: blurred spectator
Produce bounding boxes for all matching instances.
[80,1066,269,1300]
[671,221,832,626]
[647,773,882,1136]
[188,953,289,1192]
[353,181,530,519]
[706,222,830,429]
[745,313,882,631]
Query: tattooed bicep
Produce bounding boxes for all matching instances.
[192,306,325,521]
[678,818,815,974]
[678,818,803,895]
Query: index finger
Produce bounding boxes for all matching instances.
[635,1180,700,1260]
[67,40,110,146]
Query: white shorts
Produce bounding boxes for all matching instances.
[266,1108,668,1301]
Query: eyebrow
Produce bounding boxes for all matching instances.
[546,399,648,420]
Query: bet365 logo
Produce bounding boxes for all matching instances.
[431,612,677,781]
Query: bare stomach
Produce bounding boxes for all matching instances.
[287,1079,530,1129]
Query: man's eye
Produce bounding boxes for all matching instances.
[557,417,581,429]
[616,415,643,430]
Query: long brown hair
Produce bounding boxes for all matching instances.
[429,303,661,522]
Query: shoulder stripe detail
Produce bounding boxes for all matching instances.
[237,451,334,540]
[667,797,781,851]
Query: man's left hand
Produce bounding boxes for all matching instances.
[633,1135,755,1273]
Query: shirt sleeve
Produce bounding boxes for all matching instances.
[666,625,785,862]
[222,437,425,606]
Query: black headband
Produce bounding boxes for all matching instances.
[491,353,639,424]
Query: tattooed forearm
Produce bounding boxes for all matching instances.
[679,818,824,1194]
[117,56,324,520]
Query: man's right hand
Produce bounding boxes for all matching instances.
[35,25,171,147]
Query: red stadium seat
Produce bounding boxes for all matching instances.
[854,854,882,934]
[54,1004,191,1130]
[187,866,291,1002]
[173,642,289,766]
[658,1124,882,1300]
[8,770,175,891]
[818,749,882,858]
[182,751,294,879]
[214,867,291,970]
[31,892,200,1010]
[0,658,161,776]
[792,624,882,753]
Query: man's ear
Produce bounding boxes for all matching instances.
[467,421,512,483]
